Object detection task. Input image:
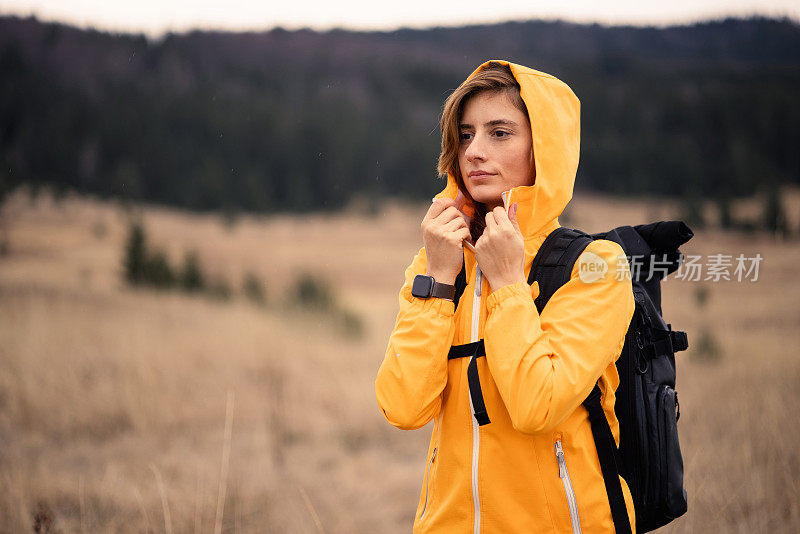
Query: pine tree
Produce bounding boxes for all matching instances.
[680,190,706,230]
[179,251,205,292]
[123,221,147,285]
[763,185,788,238]
[144,250,175,289]
[716,193,733,229]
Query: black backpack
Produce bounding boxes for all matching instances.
[448,220,693,533]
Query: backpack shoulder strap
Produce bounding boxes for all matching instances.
[528,227,594,313]
[584,385,634,534]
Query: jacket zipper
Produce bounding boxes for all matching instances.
[419,447,437,520]
[469,267,482,534]
[555,440,582,534]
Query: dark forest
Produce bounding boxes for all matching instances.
[1,15,798,212]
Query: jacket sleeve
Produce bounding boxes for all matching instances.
[483,239,634,435]
[375,248,456,430]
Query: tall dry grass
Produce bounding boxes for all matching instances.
[0,188,798,532]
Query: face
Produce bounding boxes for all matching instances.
[458,91,534,210]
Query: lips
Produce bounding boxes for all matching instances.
[468,170,495,179]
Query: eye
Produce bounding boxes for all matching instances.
[459,132,473,142]
[493,130,511,138]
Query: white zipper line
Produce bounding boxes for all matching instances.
[470,267,482,534]
[555,440,582,534]
[472,268,481,339]
[419,447,437,520]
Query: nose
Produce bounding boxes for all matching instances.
[465,134,486,163]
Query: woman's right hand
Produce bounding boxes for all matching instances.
[421,198,470,284]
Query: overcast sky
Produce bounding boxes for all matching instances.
[1,0,798,36]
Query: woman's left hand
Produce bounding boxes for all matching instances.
[475,204,526,292]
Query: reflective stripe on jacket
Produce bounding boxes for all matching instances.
[375,60,636,533]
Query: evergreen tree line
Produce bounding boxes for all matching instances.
[680,184,796,237]
[1,16,799,213]
[122,221,363,335]
[123,221,244,299]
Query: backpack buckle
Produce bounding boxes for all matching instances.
[670,331,688,352]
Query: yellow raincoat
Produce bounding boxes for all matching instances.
[376,60,636,533]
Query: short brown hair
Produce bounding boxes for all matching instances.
[437,62,529,192]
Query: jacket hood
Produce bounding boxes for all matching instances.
[435,60,581,240]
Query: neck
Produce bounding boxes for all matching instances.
[485,200,503,212]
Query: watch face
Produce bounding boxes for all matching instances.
[411,275,434,299]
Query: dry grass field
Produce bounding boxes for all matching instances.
[1,188,799,533]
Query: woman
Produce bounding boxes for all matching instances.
[375,60,635,533]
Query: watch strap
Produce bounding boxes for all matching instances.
[431,280,456,301]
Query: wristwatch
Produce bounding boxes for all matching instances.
[411,274,456,301]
